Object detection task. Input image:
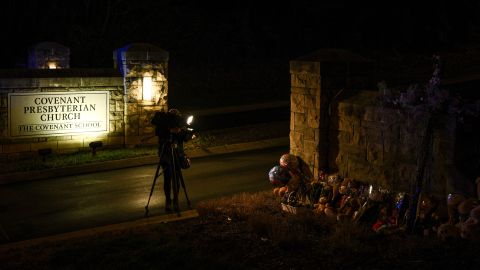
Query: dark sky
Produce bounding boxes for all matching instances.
[1,0,480,69]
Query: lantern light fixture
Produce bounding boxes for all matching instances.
[142,76,153,101]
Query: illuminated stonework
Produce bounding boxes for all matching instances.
[0,42,169,159]
[290,49,457,197]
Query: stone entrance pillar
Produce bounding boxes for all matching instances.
[114,43,169,146]
[289,61,322,178]
[289,49,373,179]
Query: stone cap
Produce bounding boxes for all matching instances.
[291,49,375,85]
[113,43,169,67]
[294,48,372,63]
[0,68,121,78]
[28,42,70,69]
[339,90,378,105]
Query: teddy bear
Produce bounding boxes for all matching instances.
[309,170,327,205]
[323,203,337,219]
[279,154,313,195]
[457,198,479,225]
[313,181,333,215]
[437,223,461,242]
[316,173,343,212]
[446,193,466,225]
[460,204,480,241]
[334,178,363,221]
[416,194,441,236]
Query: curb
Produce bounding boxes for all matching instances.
[183,100,289,116]
[0,137,289,185]
[0,210,199,251]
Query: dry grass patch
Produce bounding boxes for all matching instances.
[2,190,480,269]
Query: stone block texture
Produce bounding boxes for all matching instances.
[0,43,169,159]
[290,50,455,197]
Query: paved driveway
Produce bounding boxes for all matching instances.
[0,146,286,243]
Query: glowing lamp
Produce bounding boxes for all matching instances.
[47,61,58,69]
[142,76,152,101]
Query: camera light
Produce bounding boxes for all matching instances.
[186,115,194,125]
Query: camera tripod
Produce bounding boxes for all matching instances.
[145,140,192,217]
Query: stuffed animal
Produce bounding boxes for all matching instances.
[324,203,337,219]
[371,205,398,234]
[458,198,479,224]
[447,193,466,224]
[417,194,440,235]
[286,172,301,191]
[337,213,350,223]
[338,195,361,217]
[279,153,314,205]
[314,203,326,216]
[273,186,288,197]
[470,205,480,221]
[437,223,460,242]
[279,153,298,170]
[460,205,480,241]
[460,217,480,241]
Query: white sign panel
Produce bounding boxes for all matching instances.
[8,92,109,137]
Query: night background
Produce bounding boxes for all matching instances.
[2,0,480,107]
[2,0,480,65]
[2,1,480,64]
[2,1,480,269]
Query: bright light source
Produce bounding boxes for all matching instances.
[369,185,373,195]
[186,115,194,125]
[142,76,152,101]
[47,61,57,69]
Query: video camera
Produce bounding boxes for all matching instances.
[151,109,194,139]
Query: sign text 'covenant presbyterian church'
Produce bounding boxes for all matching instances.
[8,92,109,137]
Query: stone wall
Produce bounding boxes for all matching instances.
[330,91,456,196]
[0,43,169,161]
[0,76,124,161]
[289,49,457,196]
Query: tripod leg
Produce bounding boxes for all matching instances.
[145,161,163,216]
[172,147,191,209]
[0,224,10,241]
[173,177,180,215]
[171,146,181,216]
[178,171,192,209]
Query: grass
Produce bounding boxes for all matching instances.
[0,121,289,174]
[1,190,479,269]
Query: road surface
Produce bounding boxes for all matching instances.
[0,146,286,243]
